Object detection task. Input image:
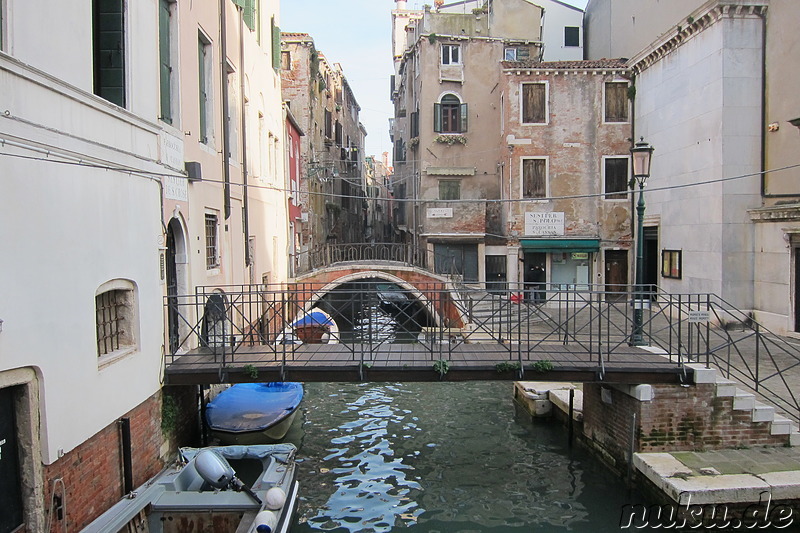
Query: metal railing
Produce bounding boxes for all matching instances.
[165,282,800,422]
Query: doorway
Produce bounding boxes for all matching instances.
[605,249,628,301]
[166,218,188,354]
[0,387,24,533]
[485,255,507,293]
[795,246,800,333]
[643,227,659,297]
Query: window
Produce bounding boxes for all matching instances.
[205,213,219,269]
[662,250,682,279]
[271,16,280,70]
[504,47,531,61]
[434,94,468,133]
[410,110,419,138]
[92,0,126,107]
[434,243,478,282]
[240,0,257,32]
[95,280,137,359]
[604,157,629,200]
[158,0,177,124]
[439,180,460,200]
[281,51,291,71]
[522,158,547,199]
[198,32,213,145]
[441,44,460,65]
[1,0,7,52]
[564,26,580,47]
[522,83,547,124]
[226,66,239,162]
[605,81,629,123]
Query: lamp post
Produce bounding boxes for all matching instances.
[630,137,654,346]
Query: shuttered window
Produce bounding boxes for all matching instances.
[198,33,212,145]
[434,95,468,133]
[605,82,629,122]
[234,0,257,32]
[92,0,126,107]
[522,158,547,199]
[271,16,280,70]
[604,157,629,199]
[158,0,173,123]
[522,83,546,124]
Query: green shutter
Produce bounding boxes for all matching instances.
[271,17,280,70]
[433,103,441,132]
[198,37,207,143]
[242,0,255,31]
[93,0,126,107]
[158,0,172,123]
[460,103,468,133]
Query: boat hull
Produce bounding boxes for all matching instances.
[206,382,304,445]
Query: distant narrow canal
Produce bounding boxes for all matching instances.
[286,381,652,532]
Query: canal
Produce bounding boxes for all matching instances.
[284,381,654,532]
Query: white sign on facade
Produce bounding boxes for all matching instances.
[163,176,188,202]
[427,208,453,219]
[525,212,565,236]
[688,310,711,323]
[160,132,184,171]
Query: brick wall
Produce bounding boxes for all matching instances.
[583,383,790,473]
[41,389,173,531]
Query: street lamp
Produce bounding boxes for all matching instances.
[630,137,654,346]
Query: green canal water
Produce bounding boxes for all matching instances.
[286,381,653,532]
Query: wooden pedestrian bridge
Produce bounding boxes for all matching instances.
[163,247,800,425]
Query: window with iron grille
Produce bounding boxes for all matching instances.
[95,284,136,358]
[205,213,219,269]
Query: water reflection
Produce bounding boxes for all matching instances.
[291,382,648,532]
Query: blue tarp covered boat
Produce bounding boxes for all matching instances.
[206,383,304,445]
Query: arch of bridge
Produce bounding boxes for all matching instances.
[292,264,466,328]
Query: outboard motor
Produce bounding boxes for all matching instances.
[193,449,263,504]
[194,449,236,488]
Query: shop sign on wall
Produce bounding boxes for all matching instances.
[427,208,453,218]
[525,212,565,236]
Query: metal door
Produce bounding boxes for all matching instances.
[0,387,23,533]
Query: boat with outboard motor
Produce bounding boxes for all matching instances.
[82,444,299,533]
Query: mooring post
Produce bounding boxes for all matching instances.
[568,388,575,447]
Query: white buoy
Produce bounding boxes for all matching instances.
[253,509,277,533]
[264,486,287,510]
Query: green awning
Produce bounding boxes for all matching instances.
[521,239,600,252]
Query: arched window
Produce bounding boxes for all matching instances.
[434,94,468,133]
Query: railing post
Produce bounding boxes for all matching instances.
[754,322,760,392]
[705,294,710,368]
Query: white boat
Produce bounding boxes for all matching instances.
[83,444,299,533]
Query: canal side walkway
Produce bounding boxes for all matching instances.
[635,447,800,505]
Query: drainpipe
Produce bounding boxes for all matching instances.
[118,418,133,495]
[239,7,251,266]
[220,0,232,219]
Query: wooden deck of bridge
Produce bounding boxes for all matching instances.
[164,342,691,385]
